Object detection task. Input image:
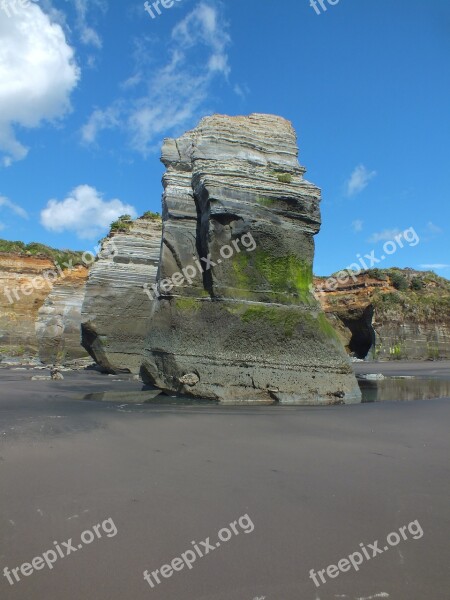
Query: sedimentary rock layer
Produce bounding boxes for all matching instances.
[81,216,162,373]
[0,253,89,361]
[0,253,56,355]
[36,267,88,364]
[316,270,450,360]
[141,114,361,404]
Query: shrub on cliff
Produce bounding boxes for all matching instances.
[0,240,26,253]
[390,271,409,291]
[140,211,161,221]
[411,277,425,290]
[0,238,84,269]
[110,215,133,233]
[276,173,292,183]
[366,268,388,281]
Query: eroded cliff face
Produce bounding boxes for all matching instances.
[36,266,89,364]
[315,269,450,360]
[141,114,361,404]
[0,253,56,355]
[80,216,162,373]
[0,252,89,362]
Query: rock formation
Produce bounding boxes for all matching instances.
[80,215,162,373]
[315,269,450,360]
[36,266,88,364]
[0,252,56,356]
[0,249,89,362]
[141,114,361,404]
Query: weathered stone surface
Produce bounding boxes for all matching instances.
[36,266,88,364]
[315,269,450,360]
[0,252,90,362]
[0,253,55,355]
[80,216,162,373]
[50,367,64,380]
[141,114,361,404]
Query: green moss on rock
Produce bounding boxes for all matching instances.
[229,249,314,303]
[253,251,312,299]
[256,196,276,207]
[175,297,201,311]
[240,305,341,341]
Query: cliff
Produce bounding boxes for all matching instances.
[80,214,162,373]
[36,266,89,364]
[315,268,450,360]
[139,114,361,404]
[0,253,56,356]
[0,241,89,362]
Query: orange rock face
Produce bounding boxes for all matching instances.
[0,253,88,358]
[315,271,450,360]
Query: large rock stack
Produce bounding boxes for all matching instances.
[141,114,361,404]
[81,215,162,373]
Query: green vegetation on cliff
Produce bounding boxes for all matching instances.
[110,214,133,233]
[370,269,450,321]
[139,211,161,221]
[0,239,85,270]
[319,268,450,321]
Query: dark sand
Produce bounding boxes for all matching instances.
[0,365,449,600]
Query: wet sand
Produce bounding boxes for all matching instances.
[0,365,449,599]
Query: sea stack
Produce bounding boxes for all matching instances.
[141,114,361,404]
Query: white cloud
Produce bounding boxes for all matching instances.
[73,0,106,48]
[419,264,450,270]
[352,219,363,233]
[0,196,28,219]
[40,185,137,239]
[368,229,401,243]
[82,2,231,156]
[0,222,5,231]
[82,106,121,144]
[0,3,80,165]
[172,2,230,70]
[233,83,250,100]
[346,165,377,197]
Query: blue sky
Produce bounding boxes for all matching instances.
[0,0,449,275]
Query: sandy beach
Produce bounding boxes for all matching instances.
[0,364,449,600]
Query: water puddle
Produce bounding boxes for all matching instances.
[82,390,218,405]
[358,377,450,403]
[83,379,450,405]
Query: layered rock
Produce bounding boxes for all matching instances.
[141,114,361,404]
[0,253,56,355]
[80,216,162,373]
[36,266,89,364]
[0,250,90,361]
[315,269,450,360]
